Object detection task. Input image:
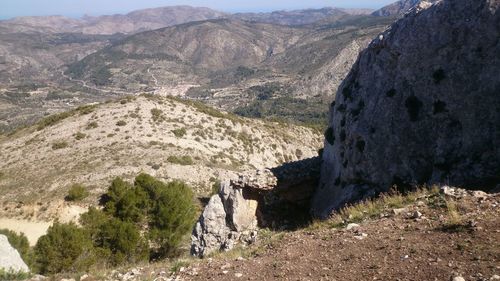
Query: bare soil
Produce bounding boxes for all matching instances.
[172,192,499,281]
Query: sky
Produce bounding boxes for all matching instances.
[0,0,397,19]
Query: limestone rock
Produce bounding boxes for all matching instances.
[191,180,260,257]
[0,234,29,273]
[372,0,439,17]
[191,195,233,257]
[192,157,322,257]
[313,0,500,218]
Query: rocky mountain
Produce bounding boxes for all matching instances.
[63,16,392,126]
[231,8,351,26]
[0,5,396,134]
[0,95,322,221]
[0,6,226,35]
[313,0,500,217]
[372,0,437,17]
[67,19,303,83]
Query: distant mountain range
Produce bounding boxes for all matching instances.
[0,2,410,133]
[0,6,227,34]
[0,6,376,35]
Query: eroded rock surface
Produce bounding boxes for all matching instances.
[191,179,260,258]
[313,0,500,217]
[192,157,321,257]
[0,234,29,273]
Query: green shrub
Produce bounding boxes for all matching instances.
[103,178,149,223]
[51,141,68,150]
[210,180,221,196]
[0,269,30,280]
[171,128,186,138]
[74,132,86,140]
[34,223,94,275]
[80,209,148,266]
[167,155,193,166]
[116,120,127,127]
[37,111,73,131]
[86,121,98,130]
[0,229,34,269]
[134,174,197,258]
[151,108,164,123]
[34,174,197,274]
[65,184,89,201]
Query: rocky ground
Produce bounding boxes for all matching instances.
[49,186,498,281]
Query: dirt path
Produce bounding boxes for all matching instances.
[0,218,52,246]
[147,67,159,87]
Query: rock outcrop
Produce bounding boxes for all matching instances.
[192,157,320,257]
[0,234,29,273]
[313,0,500,217]
[372,0,438,17]
[190,176,264,258]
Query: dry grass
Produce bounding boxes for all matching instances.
[308,187,436,229]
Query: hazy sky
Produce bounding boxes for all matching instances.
[0,0,396,19]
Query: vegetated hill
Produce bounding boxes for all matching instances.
[0,6,226,35]
[231,7,351,26]
[66,19,305,88]
[0,95,322,221]
[314,0,500,217]
[372,0,438,17]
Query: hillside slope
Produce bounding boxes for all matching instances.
[0,95,322,221]
[66,19,304,87]
[314,0,500,217]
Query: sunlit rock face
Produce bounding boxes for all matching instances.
[313,0,500,218]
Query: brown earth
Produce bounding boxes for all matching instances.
[168,190,499,281]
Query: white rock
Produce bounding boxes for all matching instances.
[0,234,29,273]
[452,277,465,281]
[346,223,360,230]
[392,208,408,216]
[235,273,243,278]
[412,211,422,219]
[490,275,500,280]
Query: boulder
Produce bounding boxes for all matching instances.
[191,157,321,257]
[313,0,500,218]
[0,234,29,273]
[191,180,259,257]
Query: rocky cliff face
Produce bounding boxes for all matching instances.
[372,0,438,17]
[313,0,500,218]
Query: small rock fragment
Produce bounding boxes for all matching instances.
[392,208,408,216]
[412,210,422,219]
[346,223,360,230]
